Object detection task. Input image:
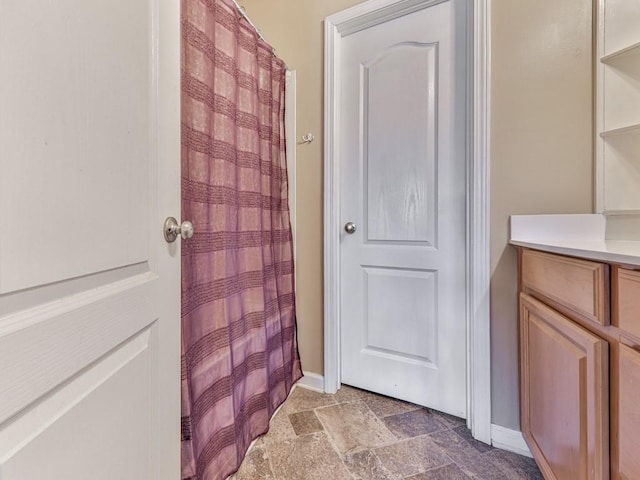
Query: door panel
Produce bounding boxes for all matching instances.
[363,267,437,363]
[1,329,153,479]
[0,0,151,293]
[0,274,156,423]
[0,0,180,478]
[520,294,609,480]
[340,0,468,416]
[619,343,640,479]
[364,43,436,244]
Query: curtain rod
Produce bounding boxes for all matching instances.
[230,0,288,69]
[230,1,268,47]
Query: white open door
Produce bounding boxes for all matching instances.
[0,1,180,479]
[338,0,469,417]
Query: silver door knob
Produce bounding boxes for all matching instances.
[164,217,194,243]
[344,222,357,234]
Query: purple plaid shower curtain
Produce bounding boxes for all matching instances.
[180,1,302,478]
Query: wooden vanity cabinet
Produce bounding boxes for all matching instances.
[519,250,640,480]
[519,248,610,480]
[613,267,640,480]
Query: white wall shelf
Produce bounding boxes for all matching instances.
[601,41,640,64]
[600,123,640,138]
[596,0,640,214]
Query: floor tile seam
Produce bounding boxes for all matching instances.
[307,416,356,477]
[366,444,403,480]
[414,461,470,477]
[360,403,402,443]
[265,430,359,480]
[311,397,366,413]
[370,433,457,470]
[375,426,432,448]
[376,405,423,419]
[374,450,455,479]
[285,400,336,415]
[445,450,506,480]
[423,436,480,469]
[310,397,401,444]
[332,397,363,407]
[448,428,495,456]
[376,422,454,448]
[263,444,277,480]
[340,455,362,480]
[482,450,534,480]
[382,419,453,440]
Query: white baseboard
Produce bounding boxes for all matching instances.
[491,424,532,458]
[296,371,324,393]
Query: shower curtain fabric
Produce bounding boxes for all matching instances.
[180,1,302,479]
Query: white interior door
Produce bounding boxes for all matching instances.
[0,1,180,479]
[340,0,469,417]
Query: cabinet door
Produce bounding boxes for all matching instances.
[619,343,640,479]
[520,294,609,480]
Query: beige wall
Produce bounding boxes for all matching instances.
[241,0,364,375]
[490,0,593,429]
[241,0,594,429]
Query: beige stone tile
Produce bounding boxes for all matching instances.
[333,384,364,404]
[451,426,494,453]
[343,449,401,480]
[282,386,336,414]
[232,444,274,480]
[374,436,451,478]
[485,449,544,480]
[432,410,466,429]
[261,407,296,444]
[265,432,352,480]
[406,463,471,480]
[288,410,324,436]
[428,430,508,480]
[383,409,448,439]
[315,401,396,455]
[358,389,421,418]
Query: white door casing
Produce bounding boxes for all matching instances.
[0,0,180,478]
[324,0,492,442]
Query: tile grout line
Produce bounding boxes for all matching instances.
[308,403,360,479]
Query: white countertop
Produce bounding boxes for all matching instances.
[509,214,640,267]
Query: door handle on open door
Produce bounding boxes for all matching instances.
[164,217,194,243]
[344,222,357,234]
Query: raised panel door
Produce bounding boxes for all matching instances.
[618,342,640,479]
[339,0,469,416]
[0,1,180,478]
[520,294,609,480]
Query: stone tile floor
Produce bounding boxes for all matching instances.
[232,385,543,480]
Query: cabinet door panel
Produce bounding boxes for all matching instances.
[616,268,640,341]
[520,294,609,480]
[619,343,640,479]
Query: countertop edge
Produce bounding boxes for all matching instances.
[509,240,640,268]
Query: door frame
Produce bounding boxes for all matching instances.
[323,0,492,443]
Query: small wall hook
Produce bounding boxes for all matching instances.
[300,133,315,144]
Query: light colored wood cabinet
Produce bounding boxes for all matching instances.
[519,249,640,480]
[618,342,640,480]
[520,293,609,480]
[616,268,640,341]
[521,249,610,326]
